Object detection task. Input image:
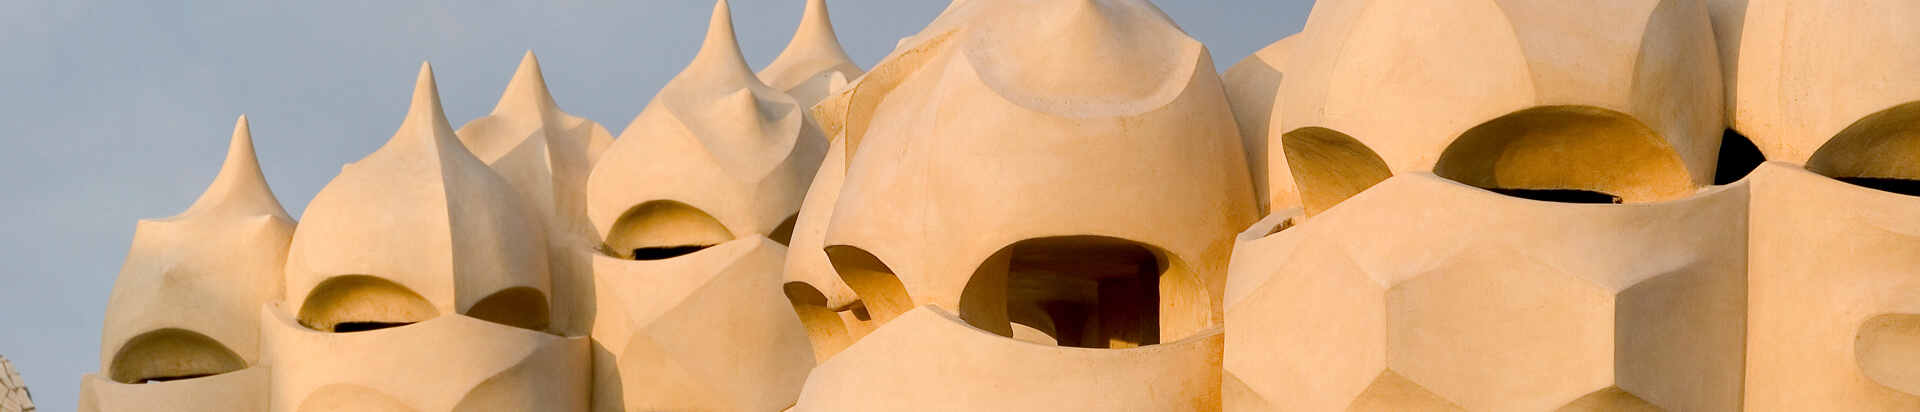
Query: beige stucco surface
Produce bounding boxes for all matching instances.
[81,0,1920,410]
[1227,173,1747,411]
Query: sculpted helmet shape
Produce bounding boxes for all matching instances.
[585,2,819,410]
[97,117,294,385]
[285,63,553,333]
[1280,0,1723,211]
[793,0,1254,408]
[457,51,616,336]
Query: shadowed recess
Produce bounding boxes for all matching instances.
[298,275,438,333]
[108,328,246,384]
[826,245,912,325]
[1809,101,1920,196]
[785,282,853,361]
[604,200,734,260]
[1715,129,1765,185]
[1435,106,1692,204]
[1283,127,1392,217]
[970,236,1203,349]
[769,213,800,246]
[465,286,551,331]
[1857,314,1920,395]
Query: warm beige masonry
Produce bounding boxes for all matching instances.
[82,0,1920,411]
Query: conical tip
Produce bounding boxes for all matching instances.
[411,62,442,118]
[494,51,557,114]
[691,0,752,76]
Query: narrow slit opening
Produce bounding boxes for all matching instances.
[331,322,415,333]
[1485,188,1623,204]
[1836,177,1920,197]
[631,245,715,261]
[140,373,217,384]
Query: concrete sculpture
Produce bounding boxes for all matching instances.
[82,117,292,412]
[82,0,1920,410]
[1735,1,1920,409]
[265,63,587,411]
[790,0,1253,409]
[583,1,818,410]
[456,51,616,337]
[2,356,33,412]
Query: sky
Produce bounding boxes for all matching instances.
[0,0,1311,409]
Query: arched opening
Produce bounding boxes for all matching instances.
[1809,101,1920,196]
[603,200,734,260]
[1434,106,1693,204]
[826,245,913,325]
[465,287,550,332]
[784,282,853,361]
[298,275,438,333]
[966,236,1200,349]
[1715,129,1766,185]
[109,328,246,384]
[1282,127,1392,216]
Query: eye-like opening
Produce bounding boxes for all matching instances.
[1434,105,1693,204]
[964,236,1206,349]
[298,275,438,333]
[826,246,913,325]
[1283,127,1392,217]
[1809,101,1920,196]
[603,200,735,260]
[109,328,246,384]
[465,286,550,332]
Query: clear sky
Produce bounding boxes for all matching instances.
[0,1,1311,409]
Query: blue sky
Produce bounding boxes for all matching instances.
[0,1,1310,409]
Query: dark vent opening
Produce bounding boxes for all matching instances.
[1837,177,1920,197]
[140,374,217,384]
[1487,188,1623,204]
[1716,129,1766,185]
[631,245,713,261]
[332,322,414,333]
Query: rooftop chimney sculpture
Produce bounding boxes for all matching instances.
[86,0,1920,411]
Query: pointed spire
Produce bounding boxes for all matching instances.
[388,62,462,152]
[684,0,759,85]
[178,115,291,220]
[492,51,559,115]
[775,0,854,66]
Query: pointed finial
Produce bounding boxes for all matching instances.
[789,0,853,64]
[398,62,458,143]
[686,0,757,84]
[492,51,558,115]
[178,115,291,220]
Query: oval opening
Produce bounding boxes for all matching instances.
[1282,127,1392,216]
[1434,106,1692,204]
[604,200,734,260]
[966,236,1205,349]
[466,286,550,331]
[1809,101,1920,196]
[109,328,246,384]
[298,275,438,333]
